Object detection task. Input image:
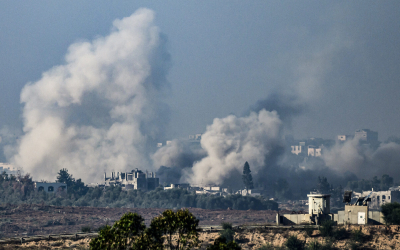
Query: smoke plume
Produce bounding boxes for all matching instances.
[12,9,170,182]
[323,138,400,180]
[184,109,283,185]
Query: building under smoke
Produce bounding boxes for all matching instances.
[104,169,159,191]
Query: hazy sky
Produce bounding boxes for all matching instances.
[1,1,399,144]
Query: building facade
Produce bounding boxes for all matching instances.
[104,169,159,191]
[35,182,67,193]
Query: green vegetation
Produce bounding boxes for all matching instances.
[319,220,335,237]
[207,237,241,250]
[381,202,400,225]
[90,209,199,250]
[350,229,365,243]
[319,220,348,240]
[242,161,254,190]
[207,222,240,250]
[218,222,235,243]
[285,235,305,250]
[303,226,314,237]
[0,169,278,210]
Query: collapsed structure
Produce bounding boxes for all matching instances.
[104,169,159,191]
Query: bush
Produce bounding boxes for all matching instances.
[348,241,360,250]
[285,235,305,250]
[303,225,314,237]
[381,202,400,225]
[306,241,321,250]
[219,222,235,242]
[351,229,365,243]
[319,220,335,237]
[207,237,241,250]
[257,243,274,250]
[81,226,91,233]
[332,227,347,240]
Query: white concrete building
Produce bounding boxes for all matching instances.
[307,145,322,157]
[35,182,67,193]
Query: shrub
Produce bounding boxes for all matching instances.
[351,229,365,243]
[257,243,274,250]
[219,222,235,242]
[319,220,335,237]
[306,241,321,250]
[81,226,91,233]
[381,202,400,225]
[332,227,347,240]
[348,241,360,250]
[207,237,241,250]
[285,235,305,250]
[303,225,314,237]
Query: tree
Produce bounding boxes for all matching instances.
[56,168,88,197]
[317,176,330,194]
[90,212,149,250]
[91,209,200,250]
[150,209,200,250]
[56,168,74,185]
[381,202,400,225]
[242,162,254,190]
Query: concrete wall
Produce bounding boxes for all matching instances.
[35,182,67,193]
[336,205,369,225]
[279,214,312,225]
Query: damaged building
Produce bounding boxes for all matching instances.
[277,191,385,225]
[104,169,159,191]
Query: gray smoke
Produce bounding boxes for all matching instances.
[249,93,305,125]
[152,140,206,184]
[12,9,170,182]
[183,109,283,185]
[323,138,400,180]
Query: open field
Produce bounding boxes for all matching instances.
[0,204,278,238]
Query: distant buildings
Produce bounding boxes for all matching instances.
[104,169,159,191]
[0,163,19,175]
[290,129,379,158]
[355,129,378,143]
[34,182,67,193]
[353,190,400,210]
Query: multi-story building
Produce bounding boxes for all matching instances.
[307,145,322,157]
[354,129,378,143]
[353,190,400,210]
[104,169,159,191]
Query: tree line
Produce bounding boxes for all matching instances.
[0,169,277,211]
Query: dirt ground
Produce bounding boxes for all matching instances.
[0,204,278,238]
[1,225,400,249]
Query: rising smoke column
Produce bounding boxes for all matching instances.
[12,9,170,182]
[322,138,400,180]
[184,109,283,185]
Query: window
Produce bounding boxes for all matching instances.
[38,186,44,191]
[48,186,54,192]
[382,195,386,200]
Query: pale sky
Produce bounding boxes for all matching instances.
[1,0,399,149]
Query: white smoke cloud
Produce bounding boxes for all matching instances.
[322,138,400,179]
[12,8,170,182]
[183,109,283,185]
